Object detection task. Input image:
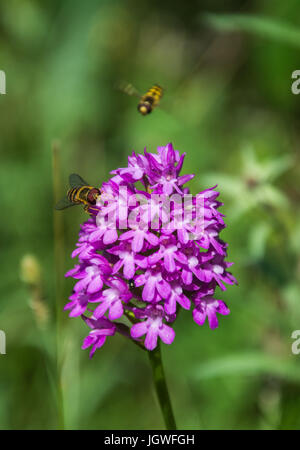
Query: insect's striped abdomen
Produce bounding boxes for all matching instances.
[147,85,163,105]
[67,186,98,206]
[67,188,81,204]
[138,84,163,115]
[76,186,90,204]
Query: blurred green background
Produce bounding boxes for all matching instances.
[1,0,300,430]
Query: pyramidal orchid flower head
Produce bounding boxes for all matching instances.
[65,143,237,357]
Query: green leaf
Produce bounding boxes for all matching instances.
[203,13,300,49]
[248,222,271,260]
[194,352,300,382]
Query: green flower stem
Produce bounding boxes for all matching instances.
[148,341,177,430]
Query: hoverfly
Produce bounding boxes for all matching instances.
[118,82,163,116]
[128,279,136,290]
[55,173,101,214]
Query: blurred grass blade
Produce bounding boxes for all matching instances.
[61,332,80,429]
[248,222,271,261]
[194,352,300,383]
[203,13,300,48]
[52,139,66,429]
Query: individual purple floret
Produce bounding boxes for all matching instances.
[65,143,237,357]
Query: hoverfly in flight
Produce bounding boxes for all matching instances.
[55,173,101,215]
[118,82,163,116]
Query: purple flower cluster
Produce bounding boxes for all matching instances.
[65,143,236,357]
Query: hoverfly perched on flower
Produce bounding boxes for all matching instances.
[55,173,101,214]
[118,82,163,116]
[128,279,136,291]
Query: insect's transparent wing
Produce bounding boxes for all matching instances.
[69,173,89,188]
[55,196,77,210]
[116,81,141,98]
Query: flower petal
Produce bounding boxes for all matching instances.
[87,276,103,294]
[144,326,158,350]
[109,301,124,320]
[130,321,148,338]
[158,324,175,345]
